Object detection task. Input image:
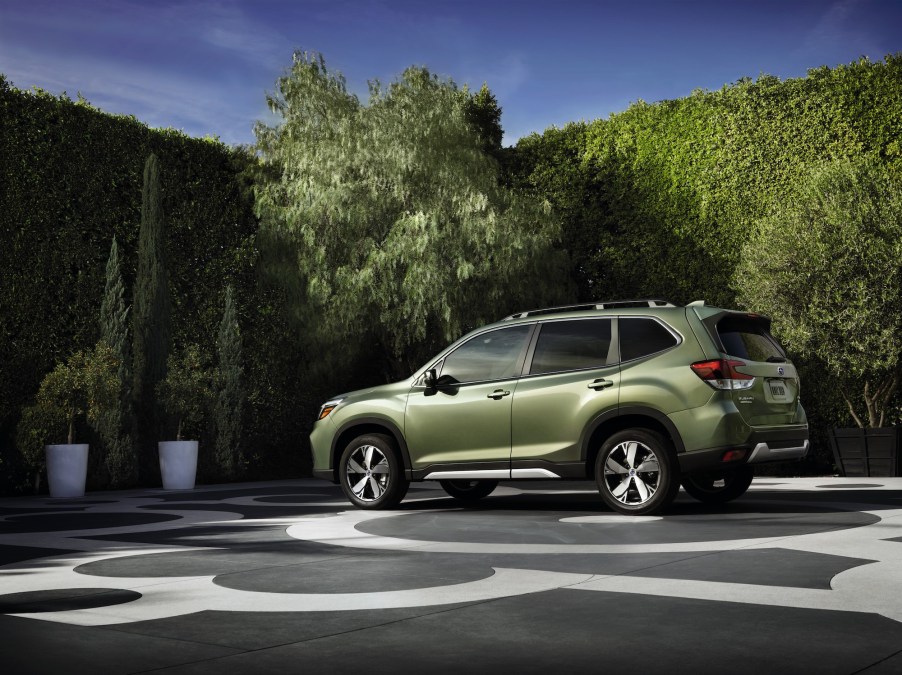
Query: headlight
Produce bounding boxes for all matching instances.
[317,398,344,421]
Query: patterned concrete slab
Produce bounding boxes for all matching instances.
[1,477,901,674]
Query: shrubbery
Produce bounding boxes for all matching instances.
[2,53,902,489]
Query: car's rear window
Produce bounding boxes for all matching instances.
[619,318,679,361]
[717,317,785,361]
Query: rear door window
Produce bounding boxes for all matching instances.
[529,319,614,375]
[717,317,785,362]
[619,318,679,362]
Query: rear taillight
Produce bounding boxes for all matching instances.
[691,359,755,390]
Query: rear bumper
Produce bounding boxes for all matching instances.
[678,424,809,473]
[747,439,809,463]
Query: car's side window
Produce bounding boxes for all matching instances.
[619,318,678,361]
[529,319,613,375]
[439,325,532,384]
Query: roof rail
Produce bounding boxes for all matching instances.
[502,299,676,321]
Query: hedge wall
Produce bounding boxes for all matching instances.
[514,55,902,307]
[0,76,315,493]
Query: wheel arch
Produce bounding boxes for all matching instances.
[330,417,412,481]
[582,407,686,476]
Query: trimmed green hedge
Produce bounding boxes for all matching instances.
[514,55,902,307]
[0,76,312,493]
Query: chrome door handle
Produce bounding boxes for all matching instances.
[588,379,614,390]
[487,389,511,400]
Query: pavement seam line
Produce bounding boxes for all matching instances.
[850,644,902,674]
[126,596,516,674]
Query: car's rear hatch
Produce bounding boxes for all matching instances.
[699,311,802,426]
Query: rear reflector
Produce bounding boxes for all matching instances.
[722,449,748,462]
[691,359,755,390]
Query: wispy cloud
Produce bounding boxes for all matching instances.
[170,0,294,69]
[0,0,293,144]
[795,0,886,64]
[0,42,258,144]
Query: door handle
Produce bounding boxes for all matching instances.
[588,379,614,390]
[487,389,511,400]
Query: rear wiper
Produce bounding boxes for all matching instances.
[766,356,787,363]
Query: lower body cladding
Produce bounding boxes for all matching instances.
[415,435,810,482]
[409,460,587,482]
[423,468,560,480]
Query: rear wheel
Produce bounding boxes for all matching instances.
[439,480,498,504]
[339,434,409,510]
[681,465,754,504]
[595,429,679,516]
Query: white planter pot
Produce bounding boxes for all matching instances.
[45,444,89,498]
[158,440,198,490]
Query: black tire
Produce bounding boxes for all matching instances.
[595,428,679,516]
[439,479,498,503]
[338,434,409,510]
[681,465,754,504]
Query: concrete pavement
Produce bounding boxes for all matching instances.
[1,477,901,674]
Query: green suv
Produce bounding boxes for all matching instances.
[311,300,808,515]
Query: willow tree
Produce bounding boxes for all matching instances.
[253,52,567,375]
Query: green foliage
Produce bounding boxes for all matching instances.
[98,236,136,486]
[514,55,902,307]
[15,404,63,491]
[463,83,504,159]
[133,153,172,470]
[213,286,244,478]
[734,158,902,427]
[157,344,211,441]
[253,52,569,374]
[101,237,130,355]
[0,79,280,493]
[18,343,119,451]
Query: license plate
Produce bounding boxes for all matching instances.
[769,381,787,398]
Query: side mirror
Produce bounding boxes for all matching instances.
[423,368,437,388]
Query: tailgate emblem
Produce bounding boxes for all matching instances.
[777,367,785,375]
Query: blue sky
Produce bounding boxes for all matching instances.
[1,0,900,147]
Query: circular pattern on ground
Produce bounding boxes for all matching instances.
[254,494,341,504]
[357,503,880,545]
[0,588,142,613]
[212,555,494,594]
[2,512,181,533]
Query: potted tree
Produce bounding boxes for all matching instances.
[16,344,118,497]
[157,344,210,490]
[735,157,902,476]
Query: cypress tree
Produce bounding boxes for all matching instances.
[132,153,171,478]
[99,236,136,486]
[213,285,244,479]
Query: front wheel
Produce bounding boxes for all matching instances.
[439,479,498,504]
[339,434,409,510]
[681,465,754,504]
[595,429,679,516]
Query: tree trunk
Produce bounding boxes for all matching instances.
[847,374,899,428]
